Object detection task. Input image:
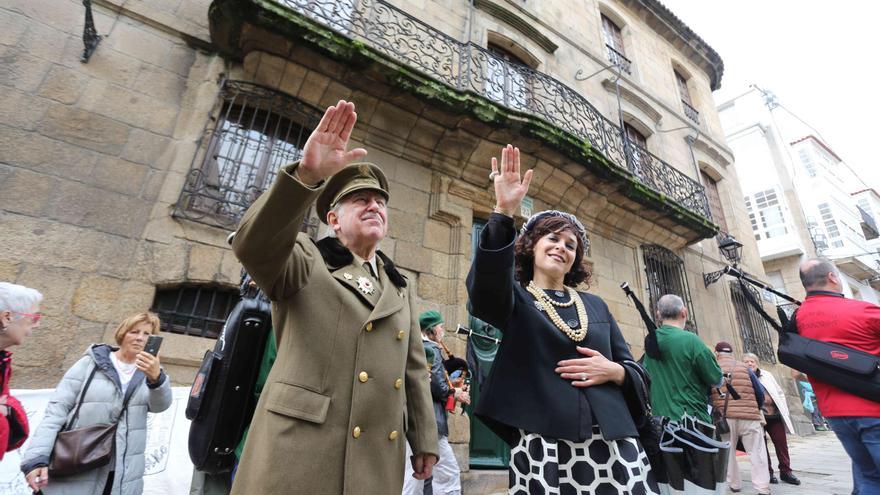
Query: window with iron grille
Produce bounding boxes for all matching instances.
[729,281,776,363]
[642,244,698,333]
[600,14,631,74]
[174,80,322,229]
[151,285,240,339]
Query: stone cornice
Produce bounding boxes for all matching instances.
[629,0,725,90]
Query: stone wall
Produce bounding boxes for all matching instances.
[0,0,223,386]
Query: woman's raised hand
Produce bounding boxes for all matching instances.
[297,100,368,186]
[492,144,533,216]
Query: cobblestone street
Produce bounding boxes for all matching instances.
[736,430,852,495]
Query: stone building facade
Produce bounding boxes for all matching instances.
[1,0,792,475]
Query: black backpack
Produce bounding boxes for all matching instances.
[186,274,273,474]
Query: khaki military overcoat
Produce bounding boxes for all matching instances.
[230,164,438,495]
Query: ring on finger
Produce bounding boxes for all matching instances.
[489,171,499,180]
[580,373,588,381]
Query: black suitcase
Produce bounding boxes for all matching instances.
[186,279,272,474]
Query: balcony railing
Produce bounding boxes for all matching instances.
[605,44,632,75]
[270,0,712,222]
[681,99,700,124]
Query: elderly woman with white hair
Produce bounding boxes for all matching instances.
[0,282,44,460]
[742,353,801,486]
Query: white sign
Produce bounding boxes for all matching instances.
[521,196,534,218]
[0,388,194,495]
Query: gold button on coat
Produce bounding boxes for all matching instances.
[352,426,361,438]
[365,322,373,332]
[394,378,403,390]
[388,431,399,440]
[358,371,369,383]
[396,330,405,340]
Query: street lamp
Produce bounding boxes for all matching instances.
[718,234,743,265]
[703,233,743,287]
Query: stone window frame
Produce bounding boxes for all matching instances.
[671,61,700,125]
[485,32,540,112]
[597,5,635,75]
[173,80,323,230]
[641,244,699,333]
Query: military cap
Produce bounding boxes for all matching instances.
[418,310,444,332]
[315,163,390,223]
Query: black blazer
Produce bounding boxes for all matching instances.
[466,214,638,446]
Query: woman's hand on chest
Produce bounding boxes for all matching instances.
[554,346,625,388]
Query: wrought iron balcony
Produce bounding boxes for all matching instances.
[217,0,714,225]
[605,44,632,75]
[681,99,700,125]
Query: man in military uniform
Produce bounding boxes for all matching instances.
[231,100,438,494]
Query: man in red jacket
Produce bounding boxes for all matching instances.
[797,258,880,492]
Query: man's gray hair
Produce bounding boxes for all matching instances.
[326,202,346,238]
[799,257,836,289]
[742,352,759,363]
[657,294,685,319]
[0,282,43,313]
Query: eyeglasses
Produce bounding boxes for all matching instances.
[12,312,42,324]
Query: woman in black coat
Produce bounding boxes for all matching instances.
[467,145,658,494]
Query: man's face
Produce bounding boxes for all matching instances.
[433,323,445,341]
[328,190,388,246]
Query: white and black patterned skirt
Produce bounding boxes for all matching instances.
[509,427,660,495]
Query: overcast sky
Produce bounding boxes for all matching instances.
[660,0,880,191]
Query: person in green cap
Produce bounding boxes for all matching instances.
[230,100,438,495]
[403,311,470,495]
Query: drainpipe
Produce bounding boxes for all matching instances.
[685,130,702,184]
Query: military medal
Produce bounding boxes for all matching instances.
[356,276,375,295]
[343,273,353,280]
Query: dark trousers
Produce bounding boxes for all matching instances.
[764,417,792,476]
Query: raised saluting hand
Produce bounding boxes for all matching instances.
[297,100,368,186]
[491,144,533,217]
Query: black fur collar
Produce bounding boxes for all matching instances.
[315,237,407,288]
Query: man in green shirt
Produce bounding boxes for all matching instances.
[643,294,722,422]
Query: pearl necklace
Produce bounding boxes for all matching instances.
[526,281,589,341]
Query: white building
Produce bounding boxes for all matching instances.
[718,88,880,303]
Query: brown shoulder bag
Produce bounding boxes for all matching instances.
[48,366,133,477]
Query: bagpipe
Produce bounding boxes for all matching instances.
[619,282,740,401]
[619,283,731,493]
[437,332,470,412]
[186,269,274,474]
[622,264,880,405]
[719,266,880,403]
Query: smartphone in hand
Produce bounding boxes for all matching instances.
[144,335,163,356]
